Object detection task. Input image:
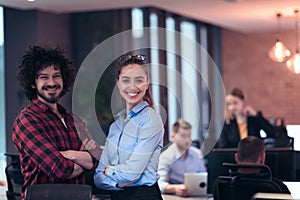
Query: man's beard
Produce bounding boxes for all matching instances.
[37,85,62,104]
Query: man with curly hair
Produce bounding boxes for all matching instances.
[12,45,101,199]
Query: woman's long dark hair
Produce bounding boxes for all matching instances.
[115,52,154,108]
[17,45,75,101]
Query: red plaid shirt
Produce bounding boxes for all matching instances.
[12,99,101,197]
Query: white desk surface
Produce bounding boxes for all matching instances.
[0,186,7,200]
[162,194,213,200]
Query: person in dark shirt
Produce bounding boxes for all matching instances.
[218,88,275,148]
[12,45,102,199]
[234,136,290,193]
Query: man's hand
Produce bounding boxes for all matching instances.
[174,184,189,197]
[60,150,75,160]
[80,138,96,151]
[60,150,93,170]
[165,184,189,197]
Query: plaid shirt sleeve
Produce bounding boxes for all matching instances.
[72,115,101,169]
[13,112,74,180]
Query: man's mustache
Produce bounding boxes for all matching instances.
[42,85,61,90]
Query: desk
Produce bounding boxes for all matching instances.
[162,194,213,200]
[0,186,6,200]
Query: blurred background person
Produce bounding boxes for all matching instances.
[264,117,294,148]
[158,119,207,197]
[218,88,275,148]
[234,136,290,193]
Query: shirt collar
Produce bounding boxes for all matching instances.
[171,143,192,159]
[115,101,149,119]
[32,99,67,115]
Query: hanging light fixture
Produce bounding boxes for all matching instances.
[286,9,300,74]
[268,12,291,62]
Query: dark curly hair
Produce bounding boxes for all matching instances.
[17,45,76,101]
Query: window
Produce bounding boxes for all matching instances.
[131,8,222,146]
[180,21,199,140]
[149,13,161,113]
[0,6,6,182]
[166,17,177,140]
[132,8,144,38]
[0,6,5,153]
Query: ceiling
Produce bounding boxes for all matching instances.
[1,0,300,33]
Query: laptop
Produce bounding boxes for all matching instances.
[184,172,208,197]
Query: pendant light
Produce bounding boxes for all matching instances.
[286,9,300,74]
[268,13,291,62]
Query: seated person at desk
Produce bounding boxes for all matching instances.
[218,88,275,148]
[264,117,293,148]
[234,136,290,193]
[158,119,207,197]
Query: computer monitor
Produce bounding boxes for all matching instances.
[286,125,300,151]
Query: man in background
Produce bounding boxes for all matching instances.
[235,136,290,193]
[158,119,207,197]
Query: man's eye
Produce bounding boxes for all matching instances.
[53,75,62,79]
[122,79,130,83]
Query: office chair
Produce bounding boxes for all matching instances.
[5,153,24,200]
[24,184,92,200]
[213,163,283,200]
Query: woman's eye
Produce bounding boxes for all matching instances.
[136,79,144,83]
[122,79,130,84]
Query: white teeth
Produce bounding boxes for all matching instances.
[128,92,137,96]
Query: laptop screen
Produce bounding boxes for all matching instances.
[286,125,300,151]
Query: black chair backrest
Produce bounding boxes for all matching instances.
[5,153,24,200]
[213,163,283,200]
[24,184,92,200]
[223,163,273,179]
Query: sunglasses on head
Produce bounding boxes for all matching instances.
[119,54,146,65]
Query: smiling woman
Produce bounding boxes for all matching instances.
[94,52,164,200]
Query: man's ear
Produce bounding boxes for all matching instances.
[171,132,176,140]
[31,84,36,89]
[234,153,239,163]
[259,153,266,164]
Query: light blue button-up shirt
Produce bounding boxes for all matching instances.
[94,101,164,190]
[157,143,207,193]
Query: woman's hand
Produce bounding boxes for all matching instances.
[243,104,257,116]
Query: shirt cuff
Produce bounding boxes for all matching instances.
[106,167,116,176]
[158,181,168,193]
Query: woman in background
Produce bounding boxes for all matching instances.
[218,88,275,148]
[94,52,164,200]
